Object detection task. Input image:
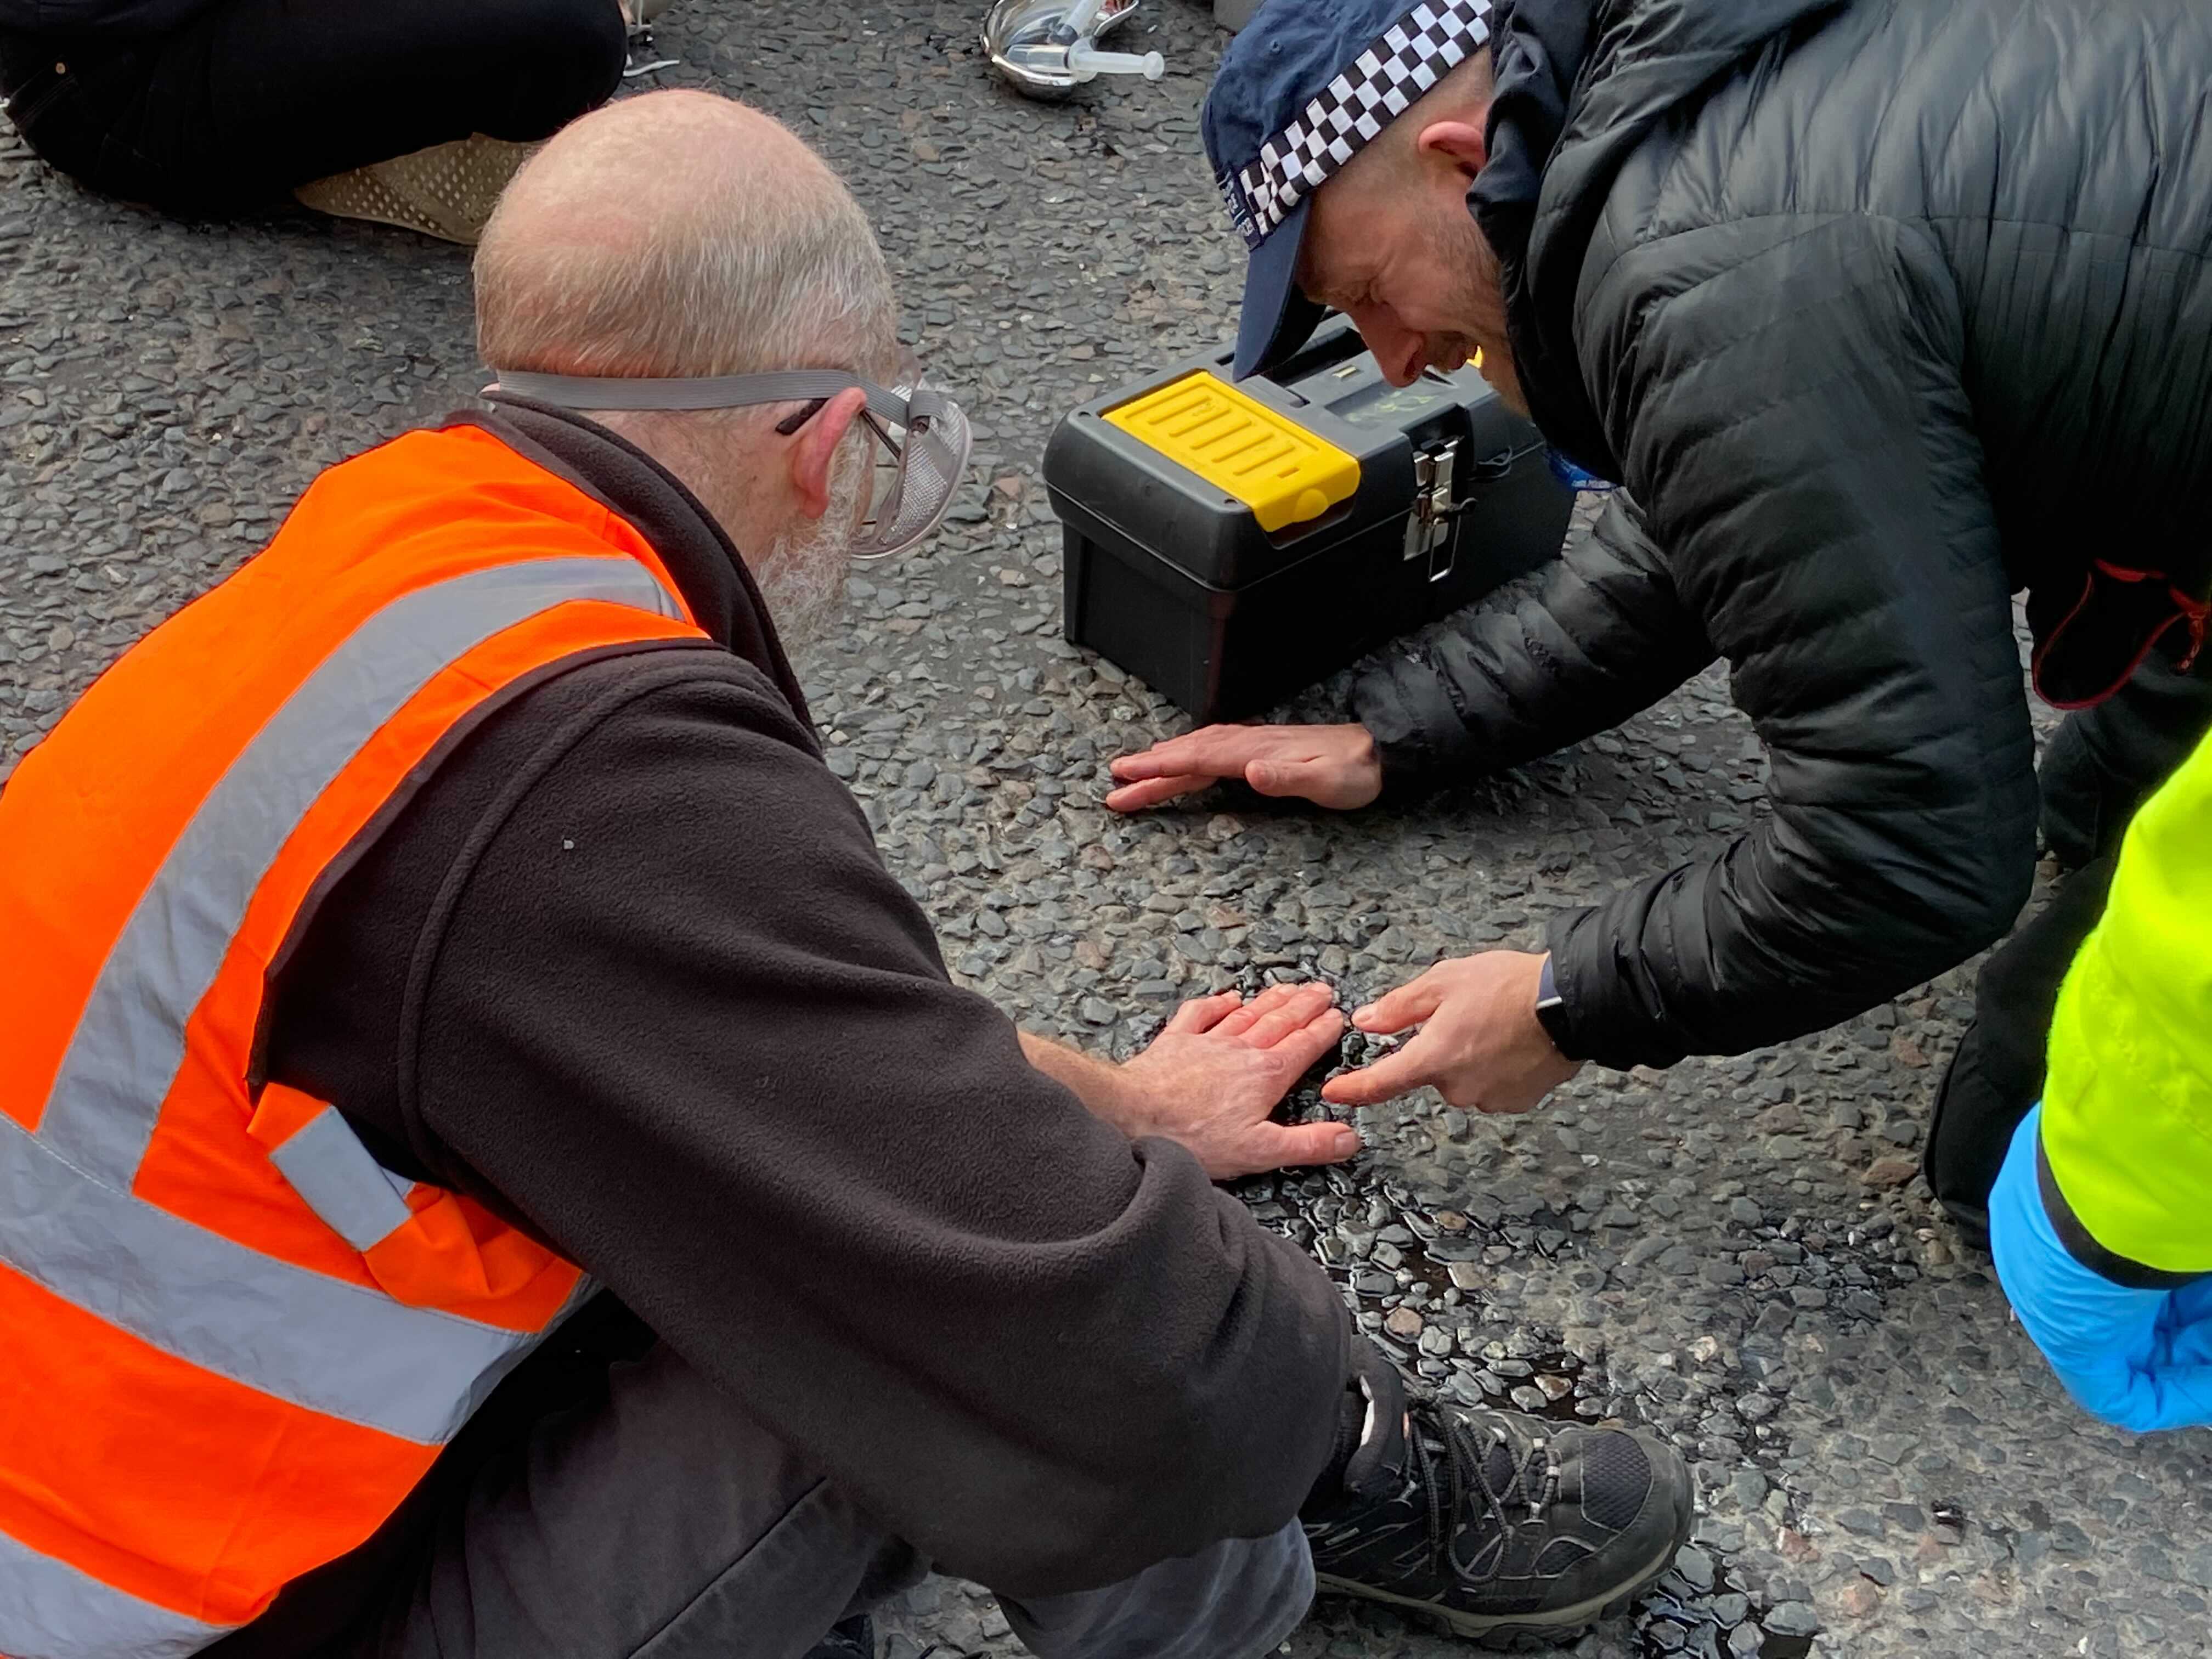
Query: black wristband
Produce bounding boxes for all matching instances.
[1533,952,1579,1062]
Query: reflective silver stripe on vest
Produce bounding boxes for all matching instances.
[0,555,673,1443]
[267,1105,416,1251]
[0,1110,538,1441]
[0,1523,232,1659]
[36,555,683,1191]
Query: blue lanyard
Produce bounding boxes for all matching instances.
[1547,450,1618,493]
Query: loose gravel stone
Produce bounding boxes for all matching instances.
[1862,1154,1919,1188]
[1674,1547,1717,1593]
[1837,1578,1883,1618]
[1764,1603,1822,1637]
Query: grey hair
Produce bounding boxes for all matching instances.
[474,105,902,389]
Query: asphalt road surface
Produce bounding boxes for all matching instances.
[2,3,2208,1655]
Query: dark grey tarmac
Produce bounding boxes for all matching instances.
[4,3,2209,1654]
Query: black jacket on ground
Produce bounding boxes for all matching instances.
[0,0,213,34]
[1353,0,2212,1071]
[260,404,1352,1600]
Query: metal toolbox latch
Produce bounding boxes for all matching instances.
[1402,437,1461,582]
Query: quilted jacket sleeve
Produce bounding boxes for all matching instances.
[1351,489,1719,788]
[1543,216,2041,1068]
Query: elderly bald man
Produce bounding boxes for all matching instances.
[0,91,1690,1659]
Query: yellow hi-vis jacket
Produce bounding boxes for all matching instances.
[2038,725,2212,1282]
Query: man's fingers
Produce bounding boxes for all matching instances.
[1352,970,1447,1034]
[1107,743,1189,783]
[1210,981,1308,1038]
[1104,774,1214,813]
[1110,726,1260,782]
[1238,988,1340,1050]
[1321,1036,1437,1107]
[1246,1120,1363,1172]
[1164,990,1244,1035]
[1269,1008,1346,1075]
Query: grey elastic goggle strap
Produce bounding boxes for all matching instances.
[483,369,952,429]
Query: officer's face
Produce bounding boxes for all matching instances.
[1301,151,1522,413]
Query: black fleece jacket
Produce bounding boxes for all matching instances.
[260,404,1352,1601]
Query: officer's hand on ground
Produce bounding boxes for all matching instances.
[1113,984,1357,1178]
[1321,951,1582,1116]
[1106,723,1383,812]
[1989,1105,2212,1432]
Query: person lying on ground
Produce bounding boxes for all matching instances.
[1109,0,2212,1176]
[1988,726,2212,1434]
[0,88,1691,1659]
[0,0,663,242]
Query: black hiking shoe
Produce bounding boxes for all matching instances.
[1305,1359,1692,1644]
[803,1613,873,1658]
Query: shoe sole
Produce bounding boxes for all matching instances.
[294,136,537,246]
[1314,1459,1696,1645]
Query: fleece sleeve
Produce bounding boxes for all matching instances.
[396,664,1352,1597]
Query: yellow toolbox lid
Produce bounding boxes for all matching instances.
[1104,371,1360,533]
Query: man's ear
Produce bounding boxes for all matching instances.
[789,386,869,520]
[1415,119,1488,178]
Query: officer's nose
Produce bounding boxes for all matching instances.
[1344,305,1425,387]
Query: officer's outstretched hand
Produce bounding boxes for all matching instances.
[1321,952,1582,1116]
[1107,722,1383,812]
[1990,1105,2212,1432]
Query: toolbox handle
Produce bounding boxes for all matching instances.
[1252,319,1374,390]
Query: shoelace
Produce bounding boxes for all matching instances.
[1407,1403,1563,1581]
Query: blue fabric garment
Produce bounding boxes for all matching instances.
[1988,1105,2212,1432]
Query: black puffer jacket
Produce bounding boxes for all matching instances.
[1356,0,2212,1069]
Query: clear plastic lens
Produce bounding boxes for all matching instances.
[848,382,973,565]
[479,358,970,563]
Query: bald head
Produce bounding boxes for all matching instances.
[475,90,900,384]
[473,92,900,647]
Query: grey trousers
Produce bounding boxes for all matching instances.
[347,1342,1314,1659]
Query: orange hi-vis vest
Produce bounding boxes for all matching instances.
[0,424,711,1659]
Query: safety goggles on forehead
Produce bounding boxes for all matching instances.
[482,357,973,564]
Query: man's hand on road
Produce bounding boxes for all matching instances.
[1106,723,1383,812]
[1110,984,1357,1178]
[1322,951,1581,1116]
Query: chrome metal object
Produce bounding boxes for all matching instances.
[623,2,679,78]
[981,0,1162,102]
[1404,437,1461,582]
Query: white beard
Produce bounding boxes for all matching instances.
[752,443,867,648]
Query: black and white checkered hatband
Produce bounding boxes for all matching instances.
[1220,0,1495,251]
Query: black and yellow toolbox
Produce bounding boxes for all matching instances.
[1042,317,1574,720]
